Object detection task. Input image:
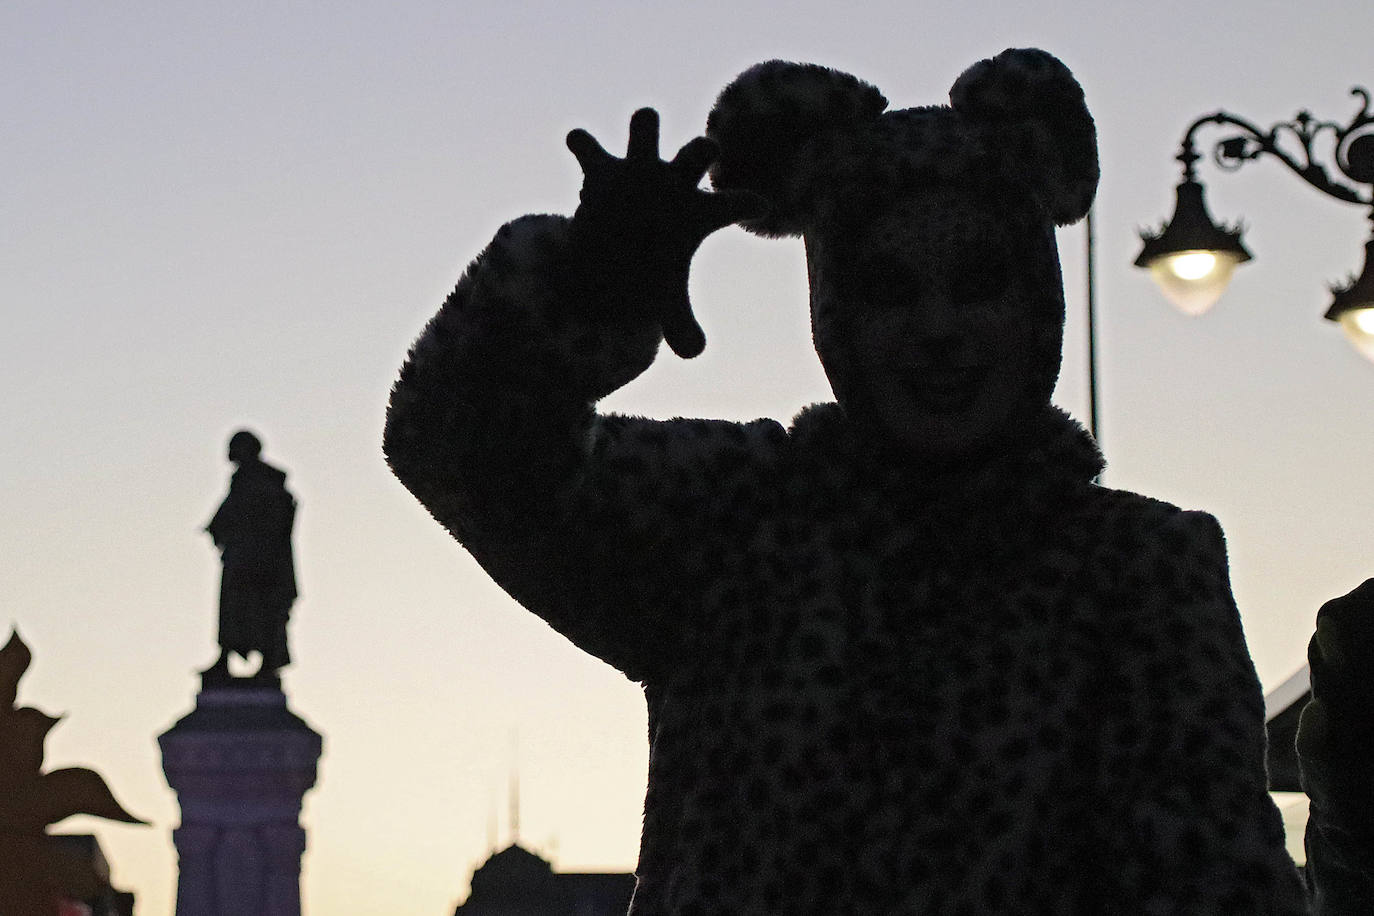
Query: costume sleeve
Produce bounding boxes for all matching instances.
[1298,579,1374,915]
[1096,509,1308,914]
[384,214,784,682]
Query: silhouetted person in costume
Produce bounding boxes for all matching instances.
[1299,578,1374,914]
[386,50,1317,911]
[204,429,297,684]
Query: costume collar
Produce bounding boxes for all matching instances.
[789,400,1103,507]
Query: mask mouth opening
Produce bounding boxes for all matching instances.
[903,366,990,415]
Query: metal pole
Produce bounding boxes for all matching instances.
[1086,205,1101,448]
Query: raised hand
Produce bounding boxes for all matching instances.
[566,108,765,358]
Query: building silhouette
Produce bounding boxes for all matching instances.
[1265,665,1313,871]
[49,834,135,916]
[452,843,634,916]
[1265,665,1310,794]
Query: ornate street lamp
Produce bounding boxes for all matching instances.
[1136,88,1374,360]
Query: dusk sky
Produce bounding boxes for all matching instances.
[5,2,1374,913]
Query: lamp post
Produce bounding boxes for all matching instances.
[1136,88,1374,360]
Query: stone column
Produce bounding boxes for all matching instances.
[159,686,323,916]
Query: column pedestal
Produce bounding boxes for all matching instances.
[159,686,322,916]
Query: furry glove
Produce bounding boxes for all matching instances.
[565,108,764,358]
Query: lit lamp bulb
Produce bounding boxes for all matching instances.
[1148,249,1245,316]
[1336,307,1374,362]
[1136,180,1251,316]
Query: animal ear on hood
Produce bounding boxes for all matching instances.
[948,48,1098,226]
[706,60,888,238]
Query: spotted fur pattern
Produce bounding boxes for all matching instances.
[384,215,1306,914]
[707,49,1098,240]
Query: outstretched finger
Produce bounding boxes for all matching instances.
[662,295,706,359]
[670,136,719,184]
[626,108,661,161]
[566,128,612,174]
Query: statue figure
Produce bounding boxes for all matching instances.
[203,430,298,685]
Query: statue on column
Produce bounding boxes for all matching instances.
[202,430,298,686]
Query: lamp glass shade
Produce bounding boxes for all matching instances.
[1148,249,1243,316]
[1337,307,1374,362]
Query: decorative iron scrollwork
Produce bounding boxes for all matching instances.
[1177,88,1374,207]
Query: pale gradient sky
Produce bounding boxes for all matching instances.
[4,2,1374,914]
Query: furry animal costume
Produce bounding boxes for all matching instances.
[386,49,1307,913]
[1298,578,1374,914]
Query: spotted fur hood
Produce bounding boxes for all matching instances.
[707,49,1098,439]
[706,49,1097,237]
